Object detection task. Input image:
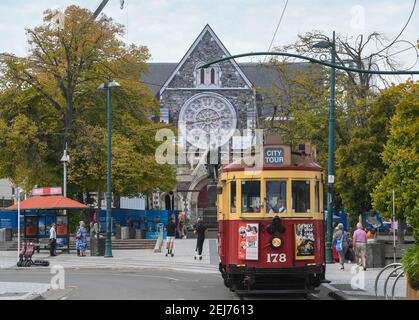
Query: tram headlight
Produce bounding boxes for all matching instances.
[270,236,283,249]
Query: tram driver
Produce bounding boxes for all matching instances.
[269,198,286,214]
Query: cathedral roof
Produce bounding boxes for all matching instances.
[141,62,310,97]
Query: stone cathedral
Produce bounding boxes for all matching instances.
[142,25,286,227]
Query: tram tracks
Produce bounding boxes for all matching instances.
[234,291,320,300]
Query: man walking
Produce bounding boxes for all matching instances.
[49,223,57,257]
[353,223,368,271]
[165,218,176,257]
[194,219,207,260]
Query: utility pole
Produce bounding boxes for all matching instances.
[393,190,396,264]
[94,0,125,19]
[98,81,122,258]
[60,143,70,198]
[326,32,336,264]
[94,0,110,18]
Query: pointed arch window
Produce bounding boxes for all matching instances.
[210,68,216,84]
[195,63,221,88]
[200,68,205,85]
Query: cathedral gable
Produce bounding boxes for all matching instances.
[159,25,252,95]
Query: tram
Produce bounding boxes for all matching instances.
[217,138,326,294]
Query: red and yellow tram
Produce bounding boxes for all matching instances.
[217,140,326,293]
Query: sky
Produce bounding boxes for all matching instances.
[0,0,418,82]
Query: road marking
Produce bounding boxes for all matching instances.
[68,272,180,282]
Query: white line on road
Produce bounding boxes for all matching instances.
[68,272,181,282]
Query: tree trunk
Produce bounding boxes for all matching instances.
[97,179,101,210]
[398,218,406,244]
[146,194,150,210]
[114,195,121,209]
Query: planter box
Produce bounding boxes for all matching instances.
[407,280,419,300]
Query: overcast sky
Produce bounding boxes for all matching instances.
[0,0,418,82]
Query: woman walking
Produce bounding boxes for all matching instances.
[333,223,349,270]
[76,221,88,257]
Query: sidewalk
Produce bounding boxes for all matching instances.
[325,262,407,300]
[0,282,50,300]
[0,239,219,274]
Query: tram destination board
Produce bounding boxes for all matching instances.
[264,147,290,166]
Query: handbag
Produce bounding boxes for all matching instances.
[336,237,343,252]
[336,231,345,252]
[76,228,82,240]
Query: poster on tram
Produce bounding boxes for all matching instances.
[238,223,259,261]
[295,223,315,260]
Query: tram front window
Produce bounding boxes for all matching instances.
[241,181,261,213]
[266,181,287,214]
[292,180,311,213]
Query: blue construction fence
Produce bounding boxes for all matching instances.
[0,209,180,240]
[97,209,180,240]
[325,208,349,231]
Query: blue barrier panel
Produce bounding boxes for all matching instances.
[97,209,180,239]
[0,211,24,229]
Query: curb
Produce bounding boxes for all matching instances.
[322,283,357,300]
[4,264,220,274]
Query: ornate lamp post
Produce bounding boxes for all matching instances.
[60,144,70,198]
[313,32,336,264]
[98,80,121,258]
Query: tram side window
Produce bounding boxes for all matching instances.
[315,180,320,213]
[292,180,311,213]
[230,181,236,213]
[266,181,287,214]
[241,181,261,213]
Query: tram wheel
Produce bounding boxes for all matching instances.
[224,276,231,288]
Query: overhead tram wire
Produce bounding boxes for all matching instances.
[362,0,416,61]
[264,0,289,63]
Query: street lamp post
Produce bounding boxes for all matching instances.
[326,32,337,264]
[60,144,70,198]
[313,32,337,264]
[16,187,22,260]
[99,80,121,258]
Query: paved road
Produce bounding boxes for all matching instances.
[0,269,334,300]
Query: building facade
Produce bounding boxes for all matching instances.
[0,179,14,209]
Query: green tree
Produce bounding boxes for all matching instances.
[335,83,410,221]
[0,5,176,200]
[372,81,419,242]
[261,30,407,223]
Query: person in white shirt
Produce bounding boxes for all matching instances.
[49,223,57,256]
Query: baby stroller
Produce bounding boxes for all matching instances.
[17,242,50,268]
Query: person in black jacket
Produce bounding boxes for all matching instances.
[194,219,207,260]
[165,218,177,257]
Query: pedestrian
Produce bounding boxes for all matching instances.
[194,219,207,260]
[49,223,57,257]
[76,221,88,257]
[353,223,368,271]
[165,218,176,257]
[333,223,349,270]
[177,212,186,239]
